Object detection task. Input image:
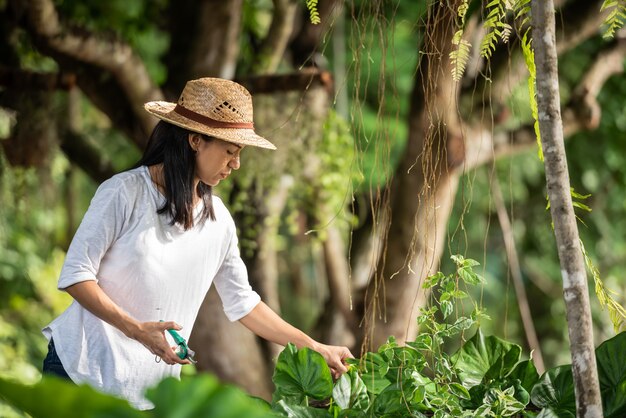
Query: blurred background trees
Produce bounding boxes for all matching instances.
[1,0,625,406]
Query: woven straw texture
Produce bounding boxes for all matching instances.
[144,78,276,150]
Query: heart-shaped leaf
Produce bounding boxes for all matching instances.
[451,328,522,387]
[530,365,576,416]
[272,343,333,405]
[331,368,370,411]
[596,331,626,418]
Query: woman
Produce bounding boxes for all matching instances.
[42,78,353,410]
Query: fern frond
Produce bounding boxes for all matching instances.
[305,0,321,25]
[601,0,626,39]
[520,28,543,160]
[457,0,470,21]
[480,0,510,60]
[514,0,531,29]
[501,23,513,43]
[581,240,626,333]
[450,30,472,82]
[449,0,472,83]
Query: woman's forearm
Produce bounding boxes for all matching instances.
[239,301,319,350]
[64,280,188,365]
[65,281,141,338]
[239,301,353,378]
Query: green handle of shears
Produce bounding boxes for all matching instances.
[160,320,188,359]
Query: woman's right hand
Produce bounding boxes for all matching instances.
[131,321,191,365]
[65,281,189,365]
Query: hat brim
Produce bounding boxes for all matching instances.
[144,101,277,150]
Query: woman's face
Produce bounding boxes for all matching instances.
[190,134,243,186]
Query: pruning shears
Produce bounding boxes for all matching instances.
[160,320,197,363]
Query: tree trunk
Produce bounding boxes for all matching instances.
[164,0,243,95]
[188,287,272,400]
[531,1,603,416]
[360,2,463,350]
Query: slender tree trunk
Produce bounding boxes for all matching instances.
[531,1,603,417]
[491,176,545,373]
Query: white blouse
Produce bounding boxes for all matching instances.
[42,166,260,409]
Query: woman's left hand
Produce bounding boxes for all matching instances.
[314,343,354,379]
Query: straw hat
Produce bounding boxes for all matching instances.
[144,78,276,150]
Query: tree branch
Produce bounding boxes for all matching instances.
[16,0,162,144]
[464,0,605,111]
[563,38,626,135]
[236,70,334,94]
[0,66,76,90]
[252,0,298,74]
[465,36,626,171]
[60,131,117,184]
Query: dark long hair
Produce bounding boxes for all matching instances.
[135,120,216,229]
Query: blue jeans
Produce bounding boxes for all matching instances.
[42,339,72,381]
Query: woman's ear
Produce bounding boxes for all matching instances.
[188,133,201,152]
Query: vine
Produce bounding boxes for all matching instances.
[582,240,626,333]
[515,0,542,161]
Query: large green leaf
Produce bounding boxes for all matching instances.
[272,343,333,405]
[370,383,412,417]
[530,365,576,417]
[451,328,522,387]
[0,376,142,418]
[596,331,626,418]
[273,400,332,417]
[331,368,370,411]
[146,375,273,418]
[536,408,572,418]
[357,352,392,395]
[508,359,540,394]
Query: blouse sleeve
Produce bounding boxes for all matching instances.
[58,177,129,290]
[212,226,261,322]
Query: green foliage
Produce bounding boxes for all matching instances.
[302,110,358,237]
[520,29,542,161]
[514,0,531,28]
[54,0,170,83]
[451,330,523,388]
[582,240,626,333]
[271,257,532,417]
[146,376,274,418]
[450,0,471,82]
[1,260,625,417]
[272,343,333,405]
[596,331,626,417]
[305,0,321,25]
[0,154,80,385]
[600,0,626,39]
[530,331,626,417]
[480,0,512,60]
[332,368,370,411]
[0,376,142,418]
[450,30,472,82]
[0,374,275,418]
[269,259,626,417]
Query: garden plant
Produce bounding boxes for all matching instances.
[1,256,624,417]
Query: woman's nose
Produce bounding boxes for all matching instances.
[228,156,240,170]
